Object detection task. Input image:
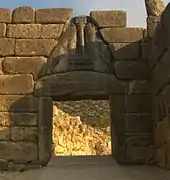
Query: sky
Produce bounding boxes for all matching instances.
[0,0,169,27]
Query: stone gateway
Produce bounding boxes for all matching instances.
[0,4,170,171]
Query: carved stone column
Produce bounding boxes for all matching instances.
[74,16,87,54]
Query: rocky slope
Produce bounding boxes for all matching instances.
[52,100,112,156]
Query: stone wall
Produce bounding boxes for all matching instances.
[149,3,170,170]
[0,6,152,171]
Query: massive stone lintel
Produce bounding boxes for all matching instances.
[34,71,127,100]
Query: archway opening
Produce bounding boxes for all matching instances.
[35,71,127,166]
[52,99,112,157]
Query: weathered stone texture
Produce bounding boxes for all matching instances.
[151,49,170,94]
[100,28,143,43]
[153,146,166,168]
[109,95,127,162]
[35,72,127,97]
[3,57,47,80]
[127,146,153,164]
[7,24,64,39]
[160,4,170,48]
[109,43,140,60]
[0,127,9,140]
[153,120,167,148]
[0,58,3,74]
[10,127,38,142]
[0,23,6,37]
[126,134,152,146]
[125,95,150,113]
[0,74,34,95]
[147,16,160,38]
[0,95,38,112]
[12,6,35,23]
[166,139,170,169]
[141,43,150,60]
[0,112,37,127]
[90,11,126,28]
[0,8,11,23]
[0,141,38,163]
[109,95,125,134]
[126,80,149,95]
[0,112,11,127]
[35,8,73,23]
[0,38,15,56]
[125,114,151,133]
[12,113,37,126]
[15,39,57,56]
[163,85,170,115]
[114,61,149,80]
[38,97,53,166]
[0,6,159,170]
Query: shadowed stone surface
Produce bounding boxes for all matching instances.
[0,141,38,163]
[0,112,37,126]
[35,72,127,98]
[114,61,150,80]
[2,57,47,80]
[109,43,140,60]
[0,95,38,112]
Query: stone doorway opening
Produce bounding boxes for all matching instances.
[35,71,129,166]
[52,100,112,157]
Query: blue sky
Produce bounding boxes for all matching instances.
[0,0,169,27]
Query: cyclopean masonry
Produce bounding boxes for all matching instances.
[0,4,169,171]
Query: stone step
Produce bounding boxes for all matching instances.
[69,65,94,71]
[69,61,94,65]
[68,55,96,61]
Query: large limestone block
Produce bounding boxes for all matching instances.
[0,38,15,56]
[0,95,38,112]
[125,114,151,133]
[0,74,34,94]
[100,28,143,43]
[125,95,150,113]
[12,6,35,23]
[90,11,126,28]
[15,39,57,56]
[3,57,47,80]
[35,72,127,98]
[7,24,64,39]
[10,127,38,142]
[0,141,38,163]
[109,43,140,60]
[0,112,37,127]
[0,8,11,23]
[114,61,149,80]
[0,23,6,37]
[36,8,73,23]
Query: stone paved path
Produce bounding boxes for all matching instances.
[1,156,170,180]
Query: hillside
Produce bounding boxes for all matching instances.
[52,100,112,156]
